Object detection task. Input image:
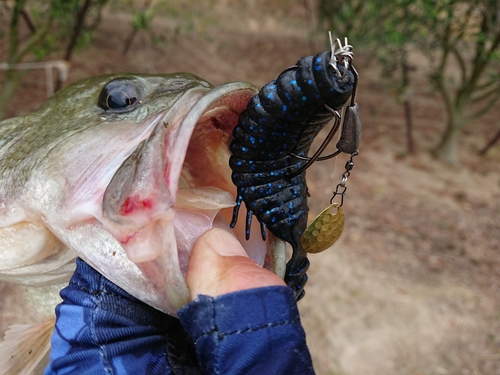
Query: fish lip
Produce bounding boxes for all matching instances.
[101,82,288,313]
[161,82,288,309]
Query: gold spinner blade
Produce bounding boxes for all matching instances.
[301,203,344,254]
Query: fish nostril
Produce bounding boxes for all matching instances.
[171,80,187,88]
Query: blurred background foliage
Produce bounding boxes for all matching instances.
[0,0,499,163]
[319,0,500,164]
[0,0,109,118]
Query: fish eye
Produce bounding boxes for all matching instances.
[98,79,141,113]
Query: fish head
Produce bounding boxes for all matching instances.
[0,73,286,315]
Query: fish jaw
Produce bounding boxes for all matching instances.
[87,82,284,314]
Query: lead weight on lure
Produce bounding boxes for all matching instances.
[336,103,361,154]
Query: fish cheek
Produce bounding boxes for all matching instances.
[0,221,63,270]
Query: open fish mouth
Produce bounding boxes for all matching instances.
[94,82,286,314]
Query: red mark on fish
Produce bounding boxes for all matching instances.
[121,196,154,215]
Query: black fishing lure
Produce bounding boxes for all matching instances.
[229,38,359,300]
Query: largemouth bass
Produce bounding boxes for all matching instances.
[0,73,287,373]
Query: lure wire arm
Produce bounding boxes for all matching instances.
[288,108,341,178]
[311,61,358,162]
[349,64,359,105]
[287,55,360,178]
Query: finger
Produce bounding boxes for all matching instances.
[185,228,285,300]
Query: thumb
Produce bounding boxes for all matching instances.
[185,228,285,300]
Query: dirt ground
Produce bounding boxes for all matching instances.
[1,2,499,374]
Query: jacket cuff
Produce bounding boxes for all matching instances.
[178,286,315,375]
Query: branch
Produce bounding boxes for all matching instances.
[7,0,26,62]
[450,44,467,84]
[471,82,500,103]
[468,7,500,89]
[20,9,35,34]
[63,0,93,61]
[484,31,500,64]
[469,87,500,119]
[12,18,53,63]
[451,2,475,42]
[431,6,454,116]
[475,79,499,92]
[122,0,156,55]
[447,2,478,86]
[479,126,500,156]
[473,6,489,57]
[7,0,55,64]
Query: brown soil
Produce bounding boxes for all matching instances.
[1,3,499,374]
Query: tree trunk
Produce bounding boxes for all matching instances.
[0,69,23,120]
[401,60,415,155]
[433,113,466,165]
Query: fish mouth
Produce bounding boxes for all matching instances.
[102,83,286,313]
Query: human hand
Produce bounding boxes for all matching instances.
[180,229,314,375]
[185,228,285,299]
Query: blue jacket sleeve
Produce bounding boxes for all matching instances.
[45,258,315,374]
[45,258,198,375]
[178,287,315,375]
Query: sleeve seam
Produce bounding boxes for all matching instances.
[193,319,301,344]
